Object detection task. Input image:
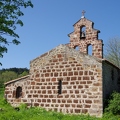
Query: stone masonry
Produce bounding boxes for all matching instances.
[5,45,103,116]
[68,18,103,59]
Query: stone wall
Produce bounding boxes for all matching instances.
[68,18,103,59]
[28,45,103,116]
[5,75,30,107]
[5,45,103,117]
[102,60,120,101]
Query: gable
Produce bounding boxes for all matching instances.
[30,44,102,75]
[68,17,103,59]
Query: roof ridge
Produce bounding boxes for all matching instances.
[4,75,30,85]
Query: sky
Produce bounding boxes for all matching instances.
[1,0,120,69]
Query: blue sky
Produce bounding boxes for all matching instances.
[1,0,120,69]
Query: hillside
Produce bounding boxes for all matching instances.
[0,68,29,88]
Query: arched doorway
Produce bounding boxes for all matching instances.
[16,86,22,98]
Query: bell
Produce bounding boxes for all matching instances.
[81,31,85,37]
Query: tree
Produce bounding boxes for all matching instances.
[105,37,120,68]
[18,71,29,77]
[0,67,29,88]
[0,71,17,88]
[0,0,33,65]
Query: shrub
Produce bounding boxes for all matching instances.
[105,92,120,115]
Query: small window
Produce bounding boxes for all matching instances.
[16,86,22,98]
[111,69,114,81]
[74,46,79,51]
[58,80,62,94]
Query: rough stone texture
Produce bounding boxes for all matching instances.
[5,45,103,117]
[29,45,103,116]
[4,17,120,117]
[68,18,103,59]
[5,75,31,106]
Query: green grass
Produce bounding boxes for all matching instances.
[0,100,100,120]
[0,90,120,120]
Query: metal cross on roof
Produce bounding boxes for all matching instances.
[82,10,86,16]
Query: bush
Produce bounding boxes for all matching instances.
[105,92,120,115]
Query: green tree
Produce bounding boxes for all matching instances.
[18,71,29,77]
[1,71,17,82]
[105,37,120,68]
[0,71,17,88]
[0,68,29,88]
[0,0,33,65]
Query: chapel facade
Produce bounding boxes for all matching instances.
[4,13,120,117]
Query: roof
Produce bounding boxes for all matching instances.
[30,44,120,70]
[30,44,103,67]
[73,17,93,26]
[5,45,120,86]
[4,75,30,86]
[102,59,120,70]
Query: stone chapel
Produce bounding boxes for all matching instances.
[4,12,120,117]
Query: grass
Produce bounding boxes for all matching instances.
[0,101,100,120]
[0,90,120,120]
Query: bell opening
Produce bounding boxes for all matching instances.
[80,26,86,39]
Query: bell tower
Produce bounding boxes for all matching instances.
[68,11,103,59]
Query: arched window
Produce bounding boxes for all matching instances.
[80,26,86,39]
[87,44,92,55]
[16,86,22,98]
[74,46,80,51]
